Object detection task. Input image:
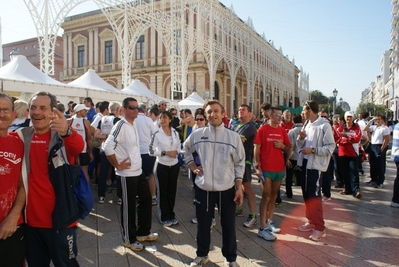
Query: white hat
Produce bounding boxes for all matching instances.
[344,111,354,119]
[157,100,168,105]
[74,103,90,113]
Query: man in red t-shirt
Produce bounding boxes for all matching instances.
[0,93,25,266]
[254,106,291,242]
[19,92,84,267]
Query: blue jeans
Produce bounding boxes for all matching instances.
[338,156,360,196]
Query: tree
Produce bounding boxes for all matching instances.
[310,90,328,105]
[356,103,387,117]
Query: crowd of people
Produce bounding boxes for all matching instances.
[1,91,398,267]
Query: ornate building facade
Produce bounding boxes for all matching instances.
[61,0,309,115]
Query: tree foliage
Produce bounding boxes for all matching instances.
[356,103,390,118]
[310,90,328,105]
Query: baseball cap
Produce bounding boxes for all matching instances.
[344,111,354,119]
[158,100,168,105]
[74,103,90,113]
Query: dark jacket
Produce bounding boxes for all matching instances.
[19,127,84,230]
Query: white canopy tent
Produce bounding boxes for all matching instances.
[121,80,176,107]
[0,55,145,104]
[0,55,65,85]
[68,69,117,92]
[178,92,206,113]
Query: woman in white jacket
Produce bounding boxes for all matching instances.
[149,111,181,226]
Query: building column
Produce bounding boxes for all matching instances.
[67,33,72,75]
[88,28,94,67]
[93,27,99,71]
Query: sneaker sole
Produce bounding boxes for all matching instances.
[257,233,276,241]
[123,243,144,251]
[190,258,209,266]
[309,232,327,241]
[298,227,315,232]
[137,236,159,242]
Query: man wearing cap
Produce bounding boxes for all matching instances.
[334,111,362,198]
[158,100,168,112]
[67,104,94,181]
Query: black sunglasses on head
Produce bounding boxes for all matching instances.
[127,105,138,110]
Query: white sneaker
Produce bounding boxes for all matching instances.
[309,229,326,241]
[391,201,399,208]
[298,222,315,232]
[137,232,159,242]
[98,197,105,204]
[257,228,276,241]
[117,198,122,205]
[266,221,281,233]
[322,196,331,202]
[190,256,209,266]
[226,261,239,267]
[191,217,198,224]
[243,215,257,228]
[123,241,144,251]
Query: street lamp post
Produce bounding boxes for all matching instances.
[332,88,338,115]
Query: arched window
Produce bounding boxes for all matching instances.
[214,82,219,100]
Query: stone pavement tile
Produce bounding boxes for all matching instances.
[77,225,98,248]
[272,242,321,267]
[307,252,346,267]
[237,243,275,262]
[98,252,129,267]
[78,248,98,267]
[98,232,124,255]
[349,243,399,266]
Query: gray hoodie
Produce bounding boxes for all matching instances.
[296,117,335,172]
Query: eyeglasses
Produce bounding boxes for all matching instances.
[171,113,177,116]
[196,118,205,121]
[273,113,282,117]
[0,108,12,114]
[127,105,138,110]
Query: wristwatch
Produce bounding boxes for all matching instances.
[161,151,166,156]
[311,147,316,154]
[61,127,72,138]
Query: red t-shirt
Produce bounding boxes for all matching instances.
[254,124,290,172]
[0,134,24,225]
[27,131,55,228]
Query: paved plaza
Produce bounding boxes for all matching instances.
[76,160,399,267]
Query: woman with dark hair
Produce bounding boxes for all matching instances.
[149,111,181,226]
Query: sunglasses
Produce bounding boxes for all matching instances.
[127,105,138,110]
[304,101,312,112]
[171,113,177,116]
[196,118,205,121]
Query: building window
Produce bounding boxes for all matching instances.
[78,45,85,67]
[136,35,145,60]
[105,41,112,64]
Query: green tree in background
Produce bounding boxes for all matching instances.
[356,103,388,117]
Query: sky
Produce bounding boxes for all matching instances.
[0,0,392,111]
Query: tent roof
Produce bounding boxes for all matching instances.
[121,80,167,102]
[178,92,205,107]
[0,55,65,86]
[68,69,117,92]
